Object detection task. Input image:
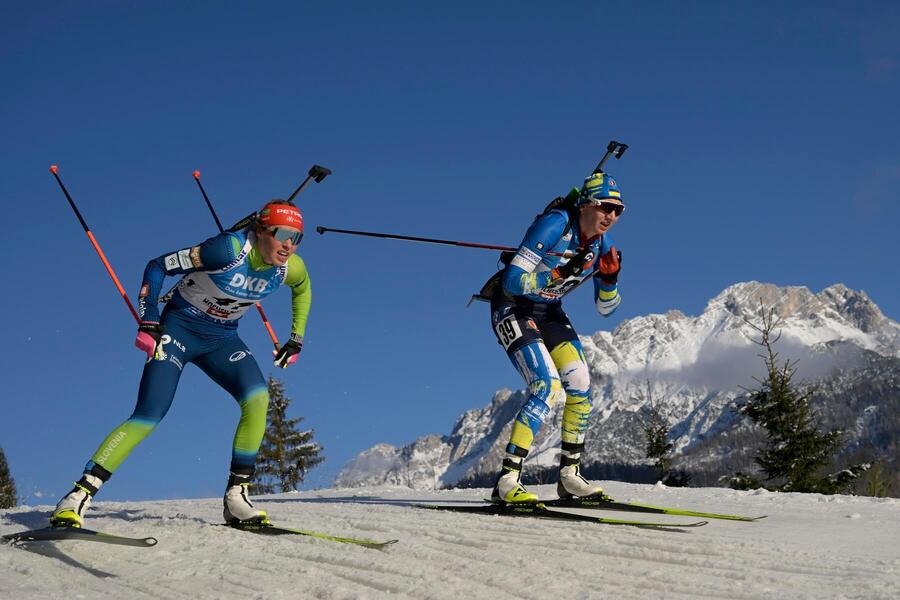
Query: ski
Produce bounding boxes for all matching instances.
[226,521,398,549]
[2,526,158,548]
[535,497,766,522]
[416,502,707,528]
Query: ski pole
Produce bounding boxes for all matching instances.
[49,165,140,323]
[227,164,333,231]
[191,170,281,350]
[315,226,572,257]
[192,170,224,231]
[287,164,332,202]
[317,141,627,255]
[593,140,628,174]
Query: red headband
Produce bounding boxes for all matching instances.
[259,203,303,230]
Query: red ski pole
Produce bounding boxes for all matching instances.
[49,165,140,323]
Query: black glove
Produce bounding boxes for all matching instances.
[551,246,596,282]
[273,335,303,368]
[597,248,622,285]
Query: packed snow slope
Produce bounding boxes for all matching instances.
[2,484,898,599]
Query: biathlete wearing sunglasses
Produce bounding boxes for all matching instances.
[488,172,624,505]
[49,200,311,530]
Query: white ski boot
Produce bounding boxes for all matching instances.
[223,473,268,524]
[491,458,538,504]
[557,444,611,500]
[50,473,104,528]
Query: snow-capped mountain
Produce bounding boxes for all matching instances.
[335,282,900,490]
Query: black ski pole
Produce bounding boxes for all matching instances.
[316,226,572,257]
[593,140,629,173]
[287,164,332,202]
[560,140,629,294]
[227,164,333,231]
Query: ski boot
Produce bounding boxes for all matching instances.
[223,472,268,525]
[50,473,104,528]
[557,443,612,501]
[491,457,538,504]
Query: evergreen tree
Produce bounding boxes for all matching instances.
[864,460,894,498]
[736,305,867,494]
[636,382,690,486]
[253,376,324,494]
[0,446,17,509]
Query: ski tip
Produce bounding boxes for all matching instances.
[651,521,708,528]
[357,539,399,550]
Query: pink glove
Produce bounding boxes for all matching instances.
[273,336,303,369]
[135,321,164,361]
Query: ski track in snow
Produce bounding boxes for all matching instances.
[2,484,899,600]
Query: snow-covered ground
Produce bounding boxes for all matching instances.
[2,483,898,599]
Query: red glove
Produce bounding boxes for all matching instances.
[597,247,621,284]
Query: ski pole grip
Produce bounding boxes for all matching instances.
[309,164,332,183]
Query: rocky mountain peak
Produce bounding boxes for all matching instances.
[335,282,899,490]
[818,284,885,333]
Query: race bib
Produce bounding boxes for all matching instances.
[494,315,524,350]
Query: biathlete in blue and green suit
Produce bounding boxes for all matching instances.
[489,172,624,504]
[51,200,311,527]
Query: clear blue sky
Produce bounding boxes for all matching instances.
[2,1,898,503]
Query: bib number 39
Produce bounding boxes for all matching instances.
[495,316,524,350]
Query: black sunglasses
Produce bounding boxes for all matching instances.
[594,202,624,217]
